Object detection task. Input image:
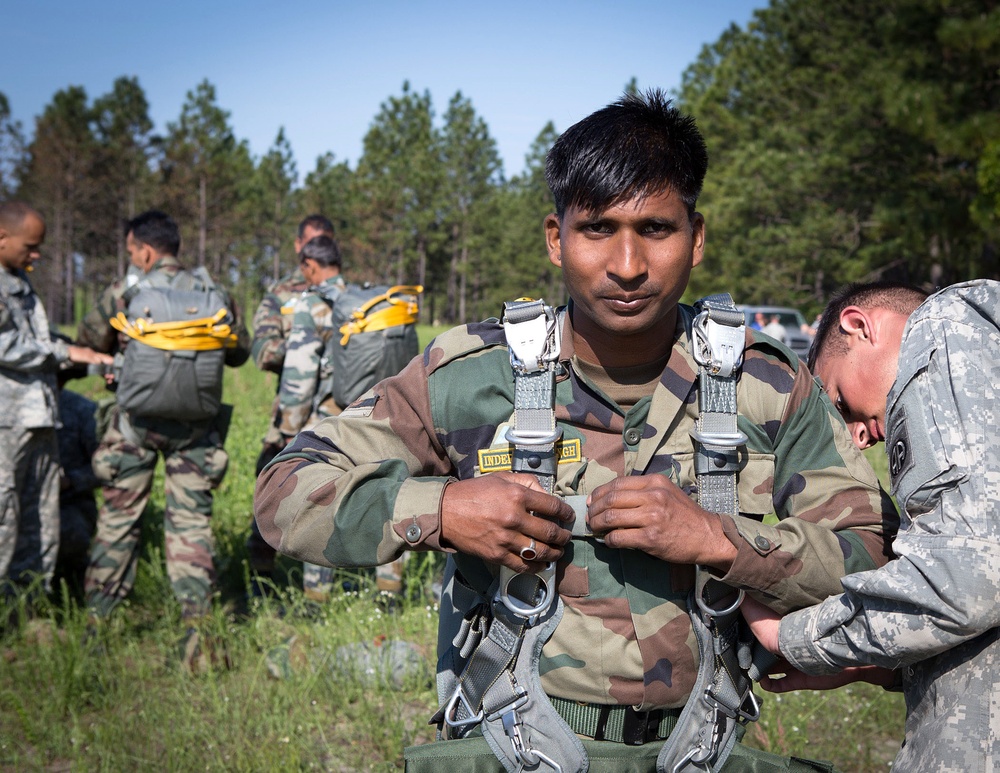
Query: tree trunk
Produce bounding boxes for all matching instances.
[198,173,207,266]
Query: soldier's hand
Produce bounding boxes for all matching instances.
[586,475,738,569]
[741,595,782,654]
[67,345,113,366]
[439,472,575,572]
[758,664,897,693]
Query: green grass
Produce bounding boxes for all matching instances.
[0,340,905,772]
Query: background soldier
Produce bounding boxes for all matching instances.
[277,235,407,605]
[51,346,102,601]
[0,201,110,605]
[744,280,1000,772]
[77,210,249,652]
[245,214,334,596]
[255,91,898,771]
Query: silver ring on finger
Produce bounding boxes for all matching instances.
[519,539,538,561]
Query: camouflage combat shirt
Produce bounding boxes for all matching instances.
[0,267,69,428]
[77,256,250,431]
[250,266,310,376]
[256,302,896,710]
[779,279,1000,771]
[251,267,310,446]
[276,274,345,439]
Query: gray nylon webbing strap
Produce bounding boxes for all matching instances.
[656,293,759,773]
[434,299,586,773]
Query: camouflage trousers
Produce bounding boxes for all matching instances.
[85,408,229,619]
[0,427,61,593]
[302,556,407,601]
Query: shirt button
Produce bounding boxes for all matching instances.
[624,428,642,445]
[405,524,422,543]
[754,536,771,551]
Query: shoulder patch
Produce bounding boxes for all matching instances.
[341,395,378,418]
[887,407,913,483]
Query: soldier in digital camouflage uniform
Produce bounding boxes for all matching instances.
[245,214,333,590]
[77,210,249,622]
[745,279,1000,772]
[255,91,897,771]
[0,202,111,599]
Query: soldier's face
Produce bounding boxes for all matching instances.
[294,225,331,254]
[814,343,899,450]
[0,213,46,273]
[545,188,703,366]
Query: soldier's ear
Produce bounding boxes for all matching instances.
[839,307,873,346]
[545,214,562,268]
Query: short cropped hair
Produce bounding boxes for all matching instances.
[808,281,929,370]
[297,214,335,239]
[545,89,708,219]
[0,201,43,231]
[126,210,181,256]
[298,235,341,269]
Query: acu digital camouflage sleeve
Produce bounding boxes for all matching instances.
[780,280,1000,673]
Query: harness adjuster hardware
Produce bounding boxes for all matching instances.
[692,309,745,378]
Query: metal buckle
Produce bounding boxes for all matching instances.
[443,684,484,729]
[505,426,562,446]
[505,303,560,375]
[498,561,556,620]
[501,705,564,772]
[692,310,745,378]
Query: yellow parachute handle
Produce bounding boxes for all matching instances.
[339,285,423,346]
[110,307,238,351]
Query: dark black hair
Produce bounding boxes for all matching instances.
[125,210,180,256]
[808,281,928,370]
[545,89,708,218]
[298,235,341,269]
[0,201,43,231]
[297,214,335,239]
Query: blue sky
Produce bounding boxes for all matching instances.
[4,1,763,178]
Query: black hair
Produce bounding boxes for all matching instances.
[545,89,708,219]
[808,281,928,370]
[297,214,335,239]
[0,201,43,231]
[125,210,180,256]
[298,235,341,269]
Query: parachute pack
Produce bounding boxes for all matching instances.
[111,267,238,422]
[318,282,422,410]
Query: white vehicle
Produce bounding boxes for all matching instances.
[738,305,814,362]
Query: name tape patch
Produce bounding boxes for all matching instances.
[478,438,582,473]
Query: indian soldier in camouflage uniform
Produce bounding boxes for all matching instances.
[278,235,406,602]
[0,202,111,599]
[745,280,1000,772]
[255,92,898,771]
[245,214,333,591]
[77,210,249,623]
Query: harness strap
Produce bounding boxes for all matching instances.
[110,308,238,351]
[338,285,422,345]
[656,293,761,773]
[433,299,586,773]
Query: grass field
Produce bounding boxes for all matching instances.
[0,334,905,771]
